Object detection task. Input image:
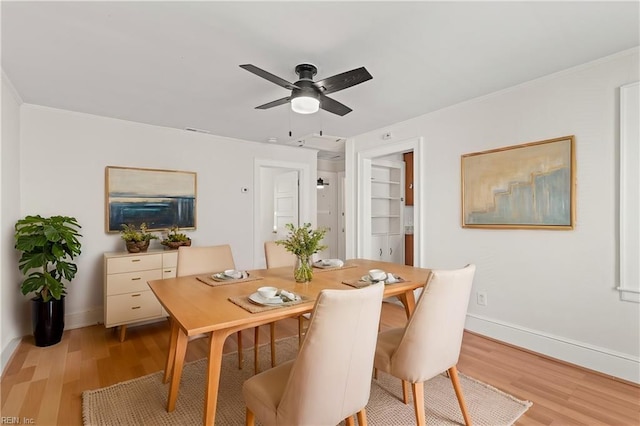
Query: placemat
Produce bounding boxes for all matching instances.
[228,294,311,313]
[342,277,406,288]
[197,274,264,287]
[312,263,359,272]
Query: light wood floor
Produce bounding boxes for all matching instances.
[1,302,638,425]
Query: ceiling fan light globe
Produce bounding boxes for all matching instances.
[291,96,320,114]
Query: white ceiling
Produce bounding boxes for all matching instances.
[2,1,638,160]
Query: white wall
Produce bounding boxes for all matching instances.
[17,105,317,331]
[347,49,640,382]
[1,72,28,373]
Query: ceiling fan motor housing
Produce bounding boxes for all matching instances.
[294,63,318,81]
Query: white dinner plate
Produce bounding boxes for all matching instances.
[315,259,344,268]
[248,292,284,306]
[361,275,384,283]
[212,272,235,280]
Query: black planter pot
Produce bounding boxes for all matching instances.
[31,296,65,347]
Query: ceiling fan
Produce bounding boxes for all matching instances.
[239,63,372,116]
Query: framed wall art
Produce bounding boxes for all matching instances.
[105,166,197,232]
[461,136,575,229]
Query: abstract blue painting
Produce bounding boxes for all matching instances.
[461,136,575,229]
[106,166,197,232]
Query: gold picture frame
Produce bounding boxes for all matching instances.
[461,136,576,229]
[105,166,197,232]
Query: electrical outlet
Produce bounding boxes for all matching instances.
[477,291,487,306]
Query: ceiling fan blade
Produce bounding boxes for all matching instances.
[255,96,291,110]
[240,64,300,90]
[313,67,372,95]
[319,94,352,116]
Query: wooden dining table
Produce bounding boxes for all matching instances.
[147,258,431,426]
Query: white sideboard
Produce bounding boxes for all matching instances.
[104,249,178,341]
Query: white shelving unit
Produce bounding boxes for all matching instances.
[370,159,405,263]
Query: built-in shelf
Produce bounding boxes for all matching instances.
[370,160,405,263]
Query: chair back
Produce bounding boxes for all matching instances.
[391,264,476,383]
[277,284,384,424]
[264,241,296,269]
[176,245,235,276]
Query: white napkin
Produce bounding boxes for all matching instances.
[317,259,344,268]
[280,290,299,302]
[385,272,399,284]
[224,270,247,279]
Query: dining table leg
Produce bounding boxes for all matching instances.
[163,318,179,384]
[203,330,229,426]
[396,289,417,318]
[167,327,188,412]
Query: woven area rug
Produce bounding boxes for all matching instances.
[83,337,532,425]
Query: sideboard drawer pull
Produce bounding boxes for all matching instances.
[131,259,141,262]
[131,306,141,310]
[131,277,141,281]
[131,293,141,297]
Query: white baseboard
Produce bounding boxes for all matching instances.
[65,307,104,330]
[465,313,640,384]
[1,337,21,376]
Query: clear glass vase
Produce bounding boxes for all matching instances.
[294,255,313,283]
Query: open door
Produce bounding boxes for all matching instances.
[273,170,299,239]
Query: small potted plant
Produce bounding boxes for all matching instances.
[120,223,158,253]
[161,226,192,250]
[14,215,82,346]
[276,223,327,283]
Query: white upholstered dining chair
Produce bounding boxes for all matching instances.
[374,264,476,426]
[176,245,247,369]
[263,241,310,350]
[243,283,385,426]
[252,241,296,373]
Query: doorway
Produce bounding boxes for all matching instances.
[253,159,313,268]
[347,137,422,267]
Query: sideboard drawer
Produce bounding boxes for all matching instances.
[163,251,178,268]
[107,254,162,274]
[105,291,163,326]
[162,267,177,279]
[106,269,162,295]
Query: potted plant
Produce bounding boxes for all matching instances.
[120,223,158,253]
[276,223,327,282]
[161,226,192,250]
[14,215,82,347]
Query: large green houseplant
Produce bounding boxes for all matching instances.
[14,215,82,346]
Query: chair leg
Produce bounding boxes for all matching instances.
[270,322,276,367]
[356,408,368,426]
[402,380,410,404]
[344,415,355,426]
[254,326,260,374]
[411,382,426,426]
[237,330,243,369]
[298,315,304,349]
[448,366,472,426]
[246,407,255,426]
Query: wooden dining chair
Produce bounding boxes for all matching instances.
[374,264,476,426]
[175,245,246,369]
[243,283,384,426]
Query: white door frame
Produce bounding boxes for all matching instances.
[347,137,423,267]
[254,158,313,268]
